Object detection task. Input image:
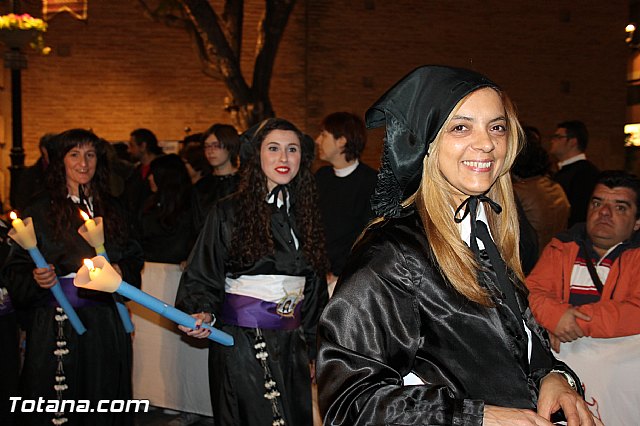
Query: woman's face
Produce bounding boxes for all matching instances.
[437,88,508,204]
[260,129,302,191]
[204,134,231,169]
[64,144,97,193]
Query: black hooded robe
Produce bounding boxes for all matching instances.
[3,195,143,426]
[176,197,328,426]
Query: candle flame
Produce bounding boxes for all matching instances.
[79,210,90,221]
[9,211,17,220]
[83,258,94,270]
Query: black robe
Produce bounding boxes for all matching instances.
[317,207,581,425]
[176,197,328,426]
[191,173,240,230]
[140,198,196,264]
[3,195,144,426]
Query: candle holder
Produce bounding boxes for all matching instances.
[75,256,234,346]
[77,214,133,332]
[77,215,106,255]
[8,216,86,335]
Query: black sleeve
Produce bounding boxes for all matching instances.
[175,204,228,316]
[317,236,484,426]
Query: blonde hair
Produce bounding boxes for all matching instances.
[412,88,524,305]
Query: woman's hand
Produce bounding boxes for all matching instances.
[178,312,212,339]
[33,265,57,289]
[538,372,601,426]
[484,405,554,425]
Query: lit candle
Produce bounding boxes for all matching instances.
[79,210,97,232]
[7,213,87,335]
[75,256,234,346]
[9,211,26,233]
[83,259,102,281]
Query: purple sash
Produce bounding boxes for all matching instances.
[0,292,14,316]
[221,293,302,330]
[48,277,106,308]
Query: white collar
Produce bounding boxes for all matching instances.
[558,153,587,169]
[333,160,359,177]
[266,190,290,211]
[67,193,94,217]
[458,202,493,250]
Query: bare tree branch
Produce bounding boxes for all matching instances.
[222,0,244,59]
[253,0,296,99]
[181,0,250,103]
[135,0,188,29]
[135,0,297,128]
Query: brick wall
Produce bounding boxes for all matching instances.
[0,0,629,206]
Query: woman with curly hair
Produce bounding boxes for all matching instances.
[4,129,144,426]
[176,118,328,426]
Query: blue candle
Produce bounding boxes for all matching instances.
[27,248,87,335]
[76,257,234,346]
[116,280,233,346]
[95,251,134,333]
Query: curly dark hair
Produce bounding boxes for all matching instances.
[45,128,127,244]
[145,154,192,229]
[230,118,328,274]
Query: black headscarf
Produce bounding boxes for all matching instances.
[365,65,498,218]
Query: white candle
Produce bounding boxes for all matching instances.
[9,211,26,233]
[79,210,97,232]
[83,259,102,281]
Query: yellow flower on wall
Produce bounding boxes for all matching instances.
[0,13,48,32]
[0,13,51,54]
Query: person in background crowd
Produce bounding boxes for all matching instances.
[141,154,196,266]
[191,124,241,229]
[526,170,640,425]
[513,126,570,254]
[317,65,597,426]
[12,133,57,211]
[550,120,599,227]
[315,112,377,295]
[112,141,134,163]
[125,128,164,220]
[176,118,329,426]
[180,144,211,185]
[3,129,144,426]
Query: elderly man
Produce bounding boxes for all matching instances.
[527,170,640,425]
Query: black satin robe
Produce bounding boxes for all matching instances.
[176,197,328,426]
[3,195,144,426]
[317,208,580,425]
[191,173,240,229]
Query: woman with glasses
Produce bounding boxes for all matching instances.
[192,124,242,229]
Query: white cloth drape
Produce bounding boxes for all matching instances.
[555,334,640,425]
[130,262,212,416]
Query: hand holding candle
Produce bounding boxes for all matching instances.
[8,212,87,335]
[75,257,234,346]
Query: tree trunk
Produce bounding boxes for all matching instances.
[225,95,274,130]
